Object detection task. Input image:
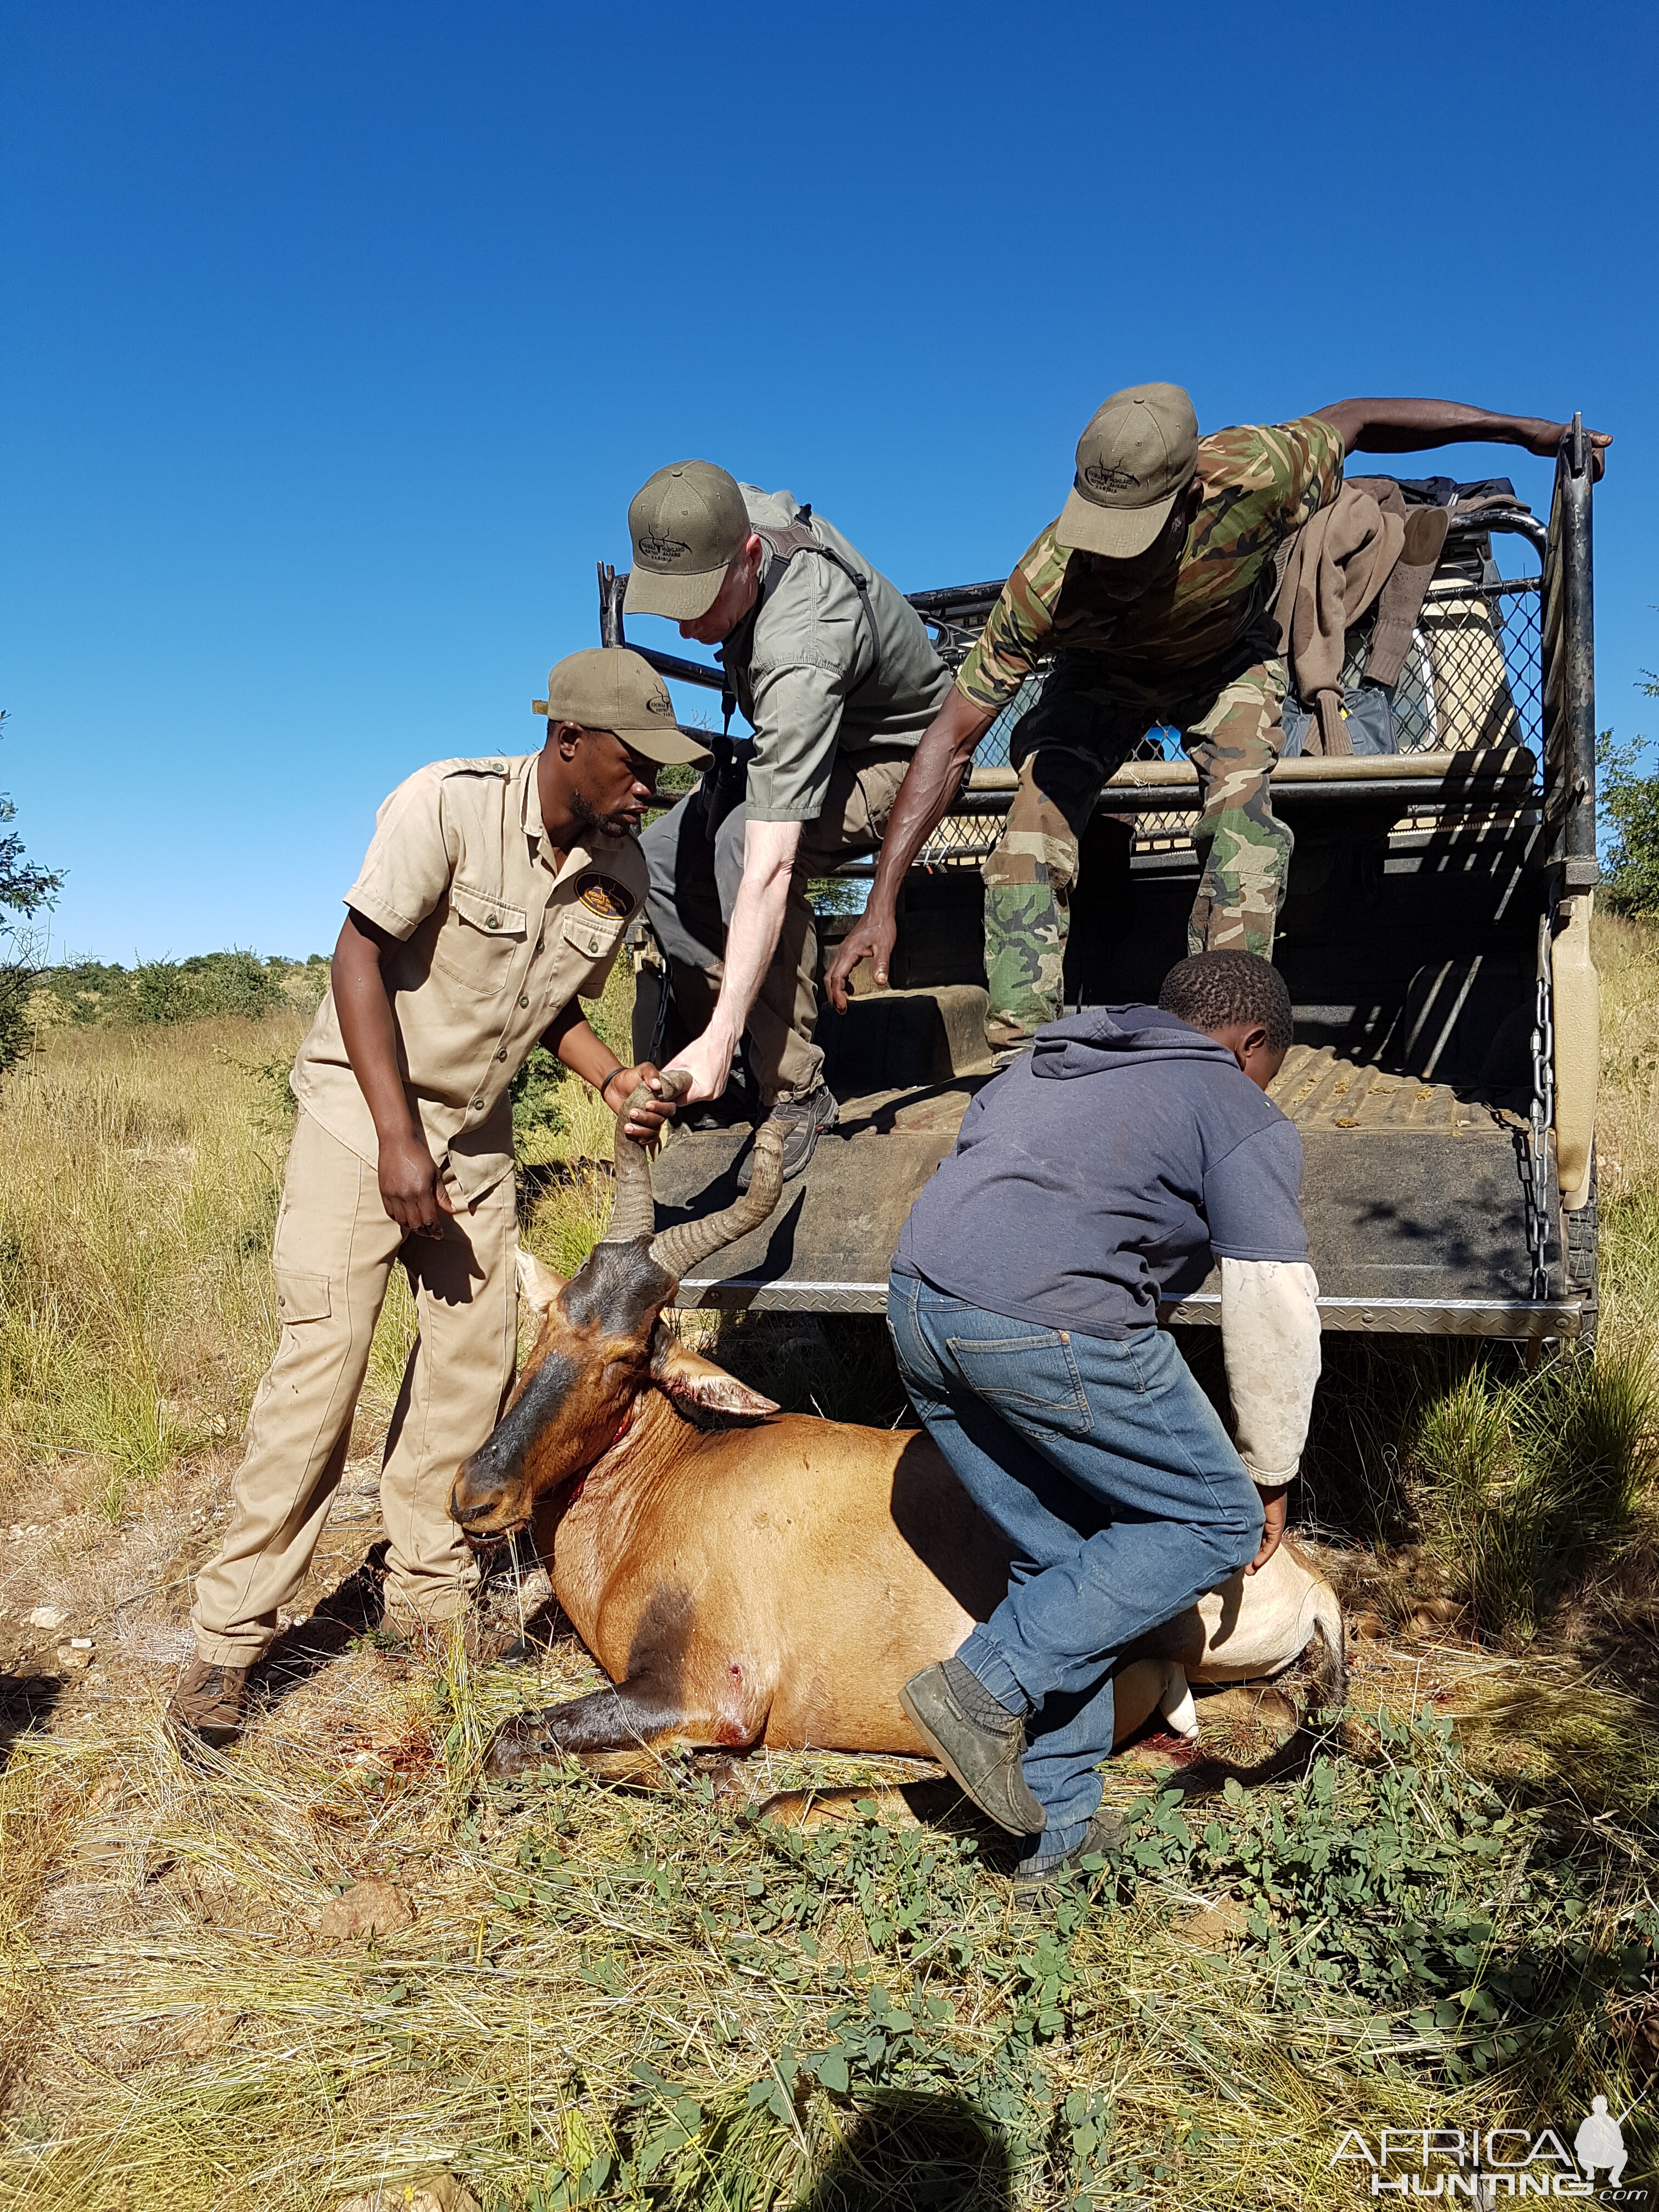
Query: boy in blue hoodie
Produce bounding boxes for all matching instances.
[889,950,1322,1895]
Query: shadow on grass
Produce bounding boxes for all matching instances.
[255,1539,392,1701]
[798,2092,1013,2211]
[0,1674,63,1770]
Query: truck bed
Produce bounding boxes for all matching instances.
[617,454,1601,1347]
[653,1005,1579,1341]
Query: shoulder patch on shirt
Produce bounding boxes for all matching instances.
[577,872,636,919]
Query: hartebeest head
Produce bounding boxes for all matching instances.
[448,1076,785,1541]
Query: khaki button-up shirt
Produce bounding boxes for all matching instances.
[291,753,646,1204]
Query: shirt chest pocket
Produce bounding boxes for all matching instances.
[432,881,527,995]
[561,902,628,988]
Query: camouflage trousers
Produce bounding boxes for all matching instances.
[982,654,1292,1046]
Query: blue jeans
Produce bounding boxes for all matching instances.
[887,1272,1263,1855]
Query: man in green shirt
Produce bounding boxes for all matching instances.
[826,386,1607,1055]
[626,461,950,1177]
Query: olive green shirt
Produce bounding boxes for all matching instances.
[723,487,950,823]
[291,754,646,1204]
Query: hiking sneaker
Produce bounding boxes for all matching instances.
[167,1658,250,1746]
[900,1657,1046,1837]
[737,1080,838,1188]
[1012,1803,1126,1905]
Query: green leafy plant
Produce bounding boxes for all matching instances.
[1599,730,1659,916]
[510,1042,569,1164]
[463,1711,1659,2209]
[32,949,327,1029]
[0,709,63,1075]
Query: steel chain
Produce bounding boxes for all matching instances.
[1526,908,1556,1300]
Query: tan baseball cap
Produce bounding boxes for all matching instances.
[623,460,752,621]
[1054,383,1200,559]
[533,647,712,766]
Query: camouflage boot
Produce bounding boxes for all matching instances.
[168,1657,251,1746]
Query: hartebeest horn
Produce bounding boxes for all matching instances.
[600,1069,692,1245]
[648,1119,786,1282]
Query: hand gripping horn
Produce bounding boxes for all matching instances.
[599,1069,693,1246]
[599,1072,786,1282]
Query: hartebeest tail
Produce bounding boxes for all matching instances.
[450,1081,1345,1780]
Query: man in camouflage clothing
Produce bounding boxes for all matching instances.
[827,387,1604,1053]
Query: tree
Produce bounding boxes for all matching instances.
[1594,663,1659,919]
[0,712,64,1073]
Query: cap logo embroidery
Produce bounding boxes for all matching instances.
[645,692,675,716]
[637,529,692,564]
[576,873,636,919]
[1084,462,1141,494]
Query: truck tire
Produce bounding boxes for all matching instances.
[1563,1142,1598,1354]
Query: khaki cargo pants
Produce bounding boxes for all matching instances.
[190,1111,519,1666]
[640,746,913,1102]
[982,654,1292,1046]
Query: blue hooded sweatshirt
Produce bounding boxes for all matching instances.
[893,1004,1307,1340]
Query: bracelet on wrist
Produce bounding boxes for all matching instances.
[596,1064,627,1104]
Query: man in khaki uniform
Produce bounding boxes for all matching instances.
[171,649,706,1743]
[625,460,950,1179]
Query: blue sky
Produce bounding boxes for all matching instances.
[4,0,1655,962]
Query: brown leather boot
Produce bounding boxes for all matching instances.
[167,1658,251,1745]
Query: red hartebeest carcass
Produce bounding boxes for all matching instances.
[449,1080,1344,1778]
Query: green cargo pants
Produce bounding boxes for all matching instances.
[981,654,1291,1047]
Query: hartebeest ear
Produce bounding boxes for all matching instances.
[515,1248,567,1323]
[651,1334,778,1419]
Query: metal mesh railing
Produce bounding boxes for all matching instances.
[1346,574,1542,756]
[915,535,1545,870]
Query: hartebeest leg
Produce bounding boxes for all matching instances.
[484,1676,702,1777]
[482,1585,772,1778]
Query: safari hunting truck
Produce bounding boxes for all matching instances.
[597,426,1602,1351]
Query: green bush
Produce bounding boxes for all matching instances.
[510,1042,569,1164]
[1599,732,1659,916]
[0,957,34,1076]
[0,712,64,1074]
[35,950,328,1028]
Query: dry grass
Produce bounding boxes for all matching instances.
[0,1015,304,1510]
[0,927,1652,2207]
[1597,912,1659,1349]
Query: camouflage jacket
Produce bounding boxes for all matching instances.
[956,416,1345,708]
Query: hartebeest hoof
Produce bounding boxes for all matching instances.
[482,1709,562,1778]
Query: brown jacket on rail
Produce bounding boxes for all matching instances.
[1274,480,1449,752]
